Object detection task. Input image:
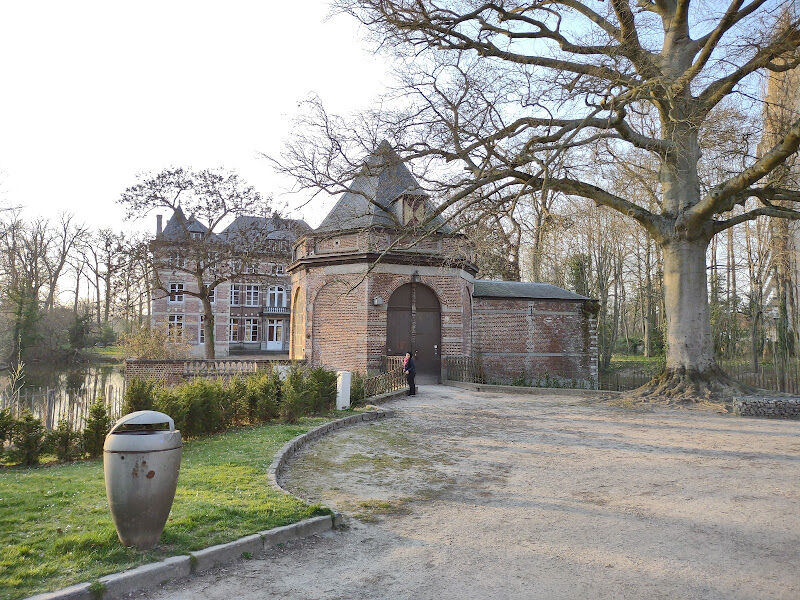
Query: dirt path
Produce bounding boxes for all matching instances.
[139,385,800,599]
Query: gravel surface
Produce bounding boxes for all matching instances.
[138,385,800,600]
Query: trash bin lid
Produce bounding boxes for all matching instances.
[104,411,182,453]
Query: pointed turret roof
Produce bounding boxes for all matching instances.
[158,207,212,241]
[316,141,453,234]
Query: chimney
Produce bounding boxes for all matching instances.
[156,214,163,237]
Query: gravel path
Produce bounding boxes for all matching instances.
[139,385,800,600]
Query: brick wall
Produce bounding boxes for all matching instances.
[472,297,597,386]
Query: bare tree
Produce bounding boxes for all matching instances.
[276,0,800,399]
[118,168,277,359]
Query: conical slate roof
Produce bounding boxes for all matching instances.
[159,207,213,241]
[316,141,453,234]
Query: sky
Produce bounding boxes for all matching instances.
[0,1,389,232]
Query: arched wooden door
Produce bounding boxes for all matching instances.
[386,283,441,379]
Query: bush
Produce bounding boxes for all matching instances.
[306,367,337,414]
[153,387,186,434]
[0,408,14,446]
[46,420,82,462]
[225,376,250,426]
[10,410,46,466]
[350,372,366,405]
[279,367,308,424]
[120,326,191,360]
[122,378,156,415]
[154,378,227,438]
[83,397,113,458]
[245,369,281,422]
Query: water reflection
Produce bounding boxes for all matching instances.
[0,362,124,430]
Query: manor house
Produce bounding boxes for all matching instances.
[150,143,598,385]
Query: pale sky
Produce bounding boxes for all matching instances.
[0,1,389,232]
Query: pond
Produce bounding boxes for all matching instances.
[0,361,125,430]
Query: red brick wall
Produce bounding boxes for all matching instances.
[472,297,598,385]
[311,275,369,372]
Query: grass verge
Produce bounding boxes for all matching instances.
[0,415,342,600]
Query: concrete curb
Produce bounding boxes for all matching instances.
[443,380,622,397]
[24,404,398,600]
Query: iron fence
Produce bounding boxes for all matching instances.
[364,367,406,398]
[442,356,486,384]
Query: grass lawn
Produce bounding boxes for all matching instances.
[0,416,342,600]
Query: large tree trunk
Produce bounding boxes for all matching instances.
[635,238,745,401]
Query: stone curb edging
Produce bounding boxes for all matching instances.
[733,396,800,419]
[267,403,397,495]
[443,380,621,397]
[24,516,333,600]
[24,402,400,600]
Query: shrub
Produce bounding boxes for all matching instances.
[122,378,156,415]
[226,376,250,425]
[350,372,366,405]
[120,326,191,360]
[279,367,308,424]
[170,378,226,438]
[10,410,46,466]
[0,408,14,446]
[306,367,337,414]
[153,387,187,434]
[83,397,113,458]
[246,369,281,422]
[46,420,82,462]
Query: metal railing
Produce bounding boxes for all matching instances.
[364,367,407,398]
[443,355,485,384]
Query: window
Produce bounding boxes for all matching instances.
[268,286,286,307]
[245,284,260,307]
[168,315,183,340]
[229,318,240,342]
[190,232,203,240]
[230,284,241,306]
[276,264,285,275]
[198,315,205,344]
[167,252,186,268]
[205,285,215,304]
[247,263,258,275]
[244,318,260,342]
[168,283,184,303]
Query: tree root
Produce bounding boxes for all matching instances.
[626,364,753,405]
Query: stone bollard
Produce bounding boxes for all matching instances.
[336,371,351,409]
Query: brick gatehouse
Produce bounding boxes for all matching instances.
[288,141,598,386]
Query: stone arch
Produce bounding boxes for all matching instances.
[290,285,305,360]
[386,282,441,379]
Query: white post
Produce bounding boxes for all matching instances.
[336,371,351,410]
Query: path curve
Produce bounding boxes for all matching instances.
[138,385,800,600]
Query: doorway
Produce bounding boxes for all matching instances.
[386,282,441,380]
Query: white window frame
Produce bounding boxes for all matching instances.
[205,285,215,304]
[244,318,260,342]
[228,318,240,342]
[230,283,241,306]
[268,286,286,308]
[190,232,203,240]
[245,284,260,307]
[275,264,285,275]
[168,283,184,303]
[168,315,183,340]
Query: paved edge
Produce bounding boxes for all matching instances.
[443,380,621,397]
[24,401,400,600]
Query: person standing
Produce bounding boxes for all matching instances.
[403,351,416,396]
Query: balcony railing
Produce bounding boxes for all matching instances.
[260,305,290,315]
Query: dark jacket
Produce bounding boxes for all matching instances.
[405,357,416,376]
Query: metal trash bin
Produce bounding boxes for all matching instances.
[103,410,182,549]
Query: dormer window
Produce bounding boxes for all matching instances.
[190,232,203,240]
[402,197,426,226]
